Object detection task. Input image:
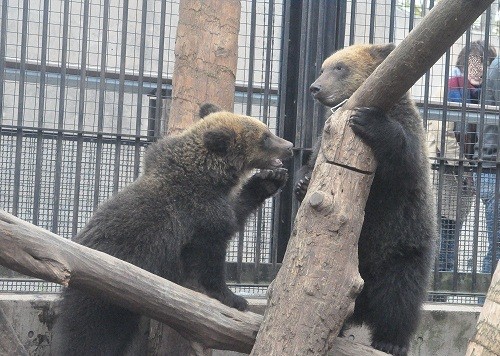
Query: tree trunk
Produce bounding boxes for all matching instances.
[250,0,495,354]
[164,1,241,352]
[465,264,500,356]
[168,0,241,135]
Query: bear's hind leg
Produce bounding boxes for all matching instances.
[362,259,429,356]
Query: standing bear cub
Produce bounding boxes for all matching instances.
[51,104,293,355]
[295,44,437,356]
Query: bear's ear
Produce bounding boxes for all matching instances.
[199,103,222,119]
[203,128,236,154]
[369,43,395,61]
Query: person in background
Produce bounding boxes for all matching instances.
[427,121,474,273]
[474,53,500,276]
[430,41,496,274]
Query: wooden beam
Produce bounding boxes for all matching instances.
[0,209,261,354]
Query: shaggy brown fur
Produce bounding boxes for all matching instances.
[51,104,293,355]
[295,44,437,356]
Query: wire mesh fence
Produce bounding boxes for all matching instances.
[1,0,500,303]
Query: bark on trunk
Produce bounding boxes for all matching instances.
[168,0,241,135]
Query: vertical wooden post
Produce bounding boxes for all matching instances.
[155,1,241,354]
[168,0,241,135]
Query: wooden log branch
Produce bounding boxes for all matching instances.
[0,210,261,354]
[465,264,500,355]
[0,209,387,355]
[250,0,495,354]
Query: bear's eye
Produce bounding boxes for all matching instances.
[334,65,343,71]
[262,133,271,146]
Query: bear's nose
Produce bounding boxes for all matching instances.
[309,83,321,94]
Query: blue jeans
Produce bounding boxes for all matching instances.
[475,172,500,273]
[439,218,456,272]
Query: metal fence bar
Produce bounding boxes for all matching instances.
[481,4,498,279]
[134,0,149,180]
[32,0,50,226]
[94,0,110,211]
[368,0,376,43]
[432,48,451,292]
[72,0,91,237]
[388,0,396,43]
[52,0,71,234]
[0,0,8,120]
[3,60,170,88]
[453,33,473,291]
[154,0,168,137]
[0,128,149,145]
[348,0,356,45]
[113,0,129,194]
[254,0,276,273]
[409,0,416,31]
[274,0,296,266]
[238,0,258,278]
[12,0,29,217]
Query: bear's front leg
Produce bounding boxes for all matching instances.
[181,242,249,311]
[234,168,288,226]
[349,107,407,159]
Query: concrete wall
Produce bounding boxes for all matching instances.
[0,295,482,356]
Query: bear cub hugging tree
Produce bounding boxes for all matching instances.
[51,104,293,355]
[295,43,437,356]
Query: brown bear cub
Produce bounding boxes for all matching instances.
[295,44,437,356]
[51,104,293,355]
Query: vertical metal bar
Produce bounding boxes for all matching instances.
[255,0,276,280]
[451,32,471,291]
[274,0,295,267]
[237,0,257,280]
[134,0,148,180]
[388,0,396,43]
[113,0,129,194]
[312,0,325,142]
[244,0,258,282]
[409,0,416,31]
[486,10,499,277]
[12,0,29,217]
[94,0,110,211]
[33,0,50,225]
[349,0,356,45]
[368,0,376,44]
[493,164,500,276]
[72,0,90,237]
[245,0,257,117]
[53,0,70,234]
[472,7,492,290]
[334,0,346,50]
[0,0,9,120]
[154,0,167,138]
[433,49,451,292]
